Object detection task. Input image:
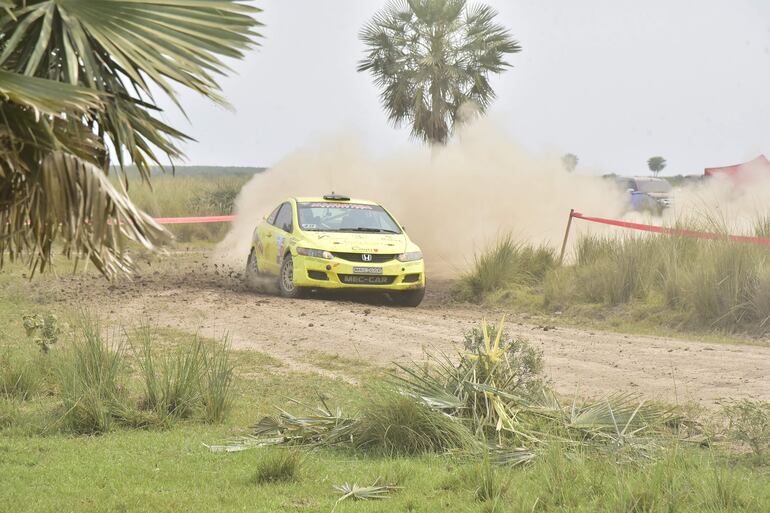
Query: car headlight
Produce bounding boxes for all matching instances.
[296,247,333,260]
[397,251,423,262]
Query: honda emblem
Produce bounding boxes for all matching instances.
[361,254,373,262]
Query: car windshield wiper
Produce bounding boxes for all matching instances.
[339,227,400,234]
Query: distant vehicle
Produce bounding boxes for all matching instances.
[614,177,673,213]
[245,194,426,306]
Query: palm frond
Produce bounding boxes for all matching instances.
[334,480,399,505]
[0,1,261,276]
[0,0,261,177]
[0,69,101,116]
[0,151,169,277]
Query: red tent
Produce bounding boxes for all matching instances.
[704,154,770,179]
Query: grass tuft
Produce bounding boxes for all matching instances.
[58,315,129,434]
[130,326,235,423]
[353,388,477,456]
[457,235,556,301]
[252,449,302,484]
[0,350,44,401]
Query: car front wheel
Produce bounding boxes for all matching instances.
[393,288,425,307]
[279,255,306,299]
[245,248,260,289]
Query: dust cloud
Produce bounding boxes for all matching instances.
[216,119,627,275]
[664,168,770,234]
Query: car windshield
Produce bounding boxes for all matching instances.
[635,180,672,194]
[297,202,402,234]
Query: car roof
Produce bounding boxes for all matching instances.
[293,196,380,206]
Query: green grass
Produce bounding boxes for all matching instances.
[2,254,770,512]
[461,230,770,337]
[124,174,249,242]
[252,449,303,484]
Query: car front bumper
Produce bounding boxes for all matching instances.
[292,255,426,290]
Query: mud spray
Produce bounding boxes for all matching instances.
[216,119,770,276]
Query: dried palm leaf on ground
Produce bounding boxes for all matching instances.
[332,479,400,512]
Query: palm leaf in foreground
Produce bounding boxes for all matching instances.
[332,479,399,512]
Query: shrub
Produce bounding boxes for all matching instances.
[22,313,61,353]
[462,322,544,398]
[252,449,302,484]
[723,399,770,457]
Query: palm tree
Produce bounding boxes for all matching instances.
[358,0,521,145]
[562,153,578,173]
[0,1,260,277]
[647,156,667,177]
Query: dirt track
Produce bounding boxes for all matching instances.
[47,252,770,405]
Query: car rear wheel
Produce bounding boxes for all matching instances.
[393,288,425,307]
[279,255,306,298]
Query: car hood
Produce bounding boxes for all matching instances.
[300,231,410,253]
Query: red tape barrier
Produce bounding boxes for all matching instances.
[153,215,235,225]
[571,212,770,246]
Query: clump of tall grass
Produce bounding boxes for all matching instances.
[352,388,477,456]
[251,449,302,484]
[130,325,235,423]
[57,316,130,434]
[0,350,44,401]
[457,235,556,301]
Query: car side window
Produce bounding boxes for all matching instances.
[267,205,281,225]
[274,202,293,233]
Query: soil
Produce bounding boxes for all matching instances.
[42,251,770,406]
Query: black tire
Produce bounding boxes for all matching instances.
[278,254,306,298]
[394,288,425,307]
[245,248,260,290]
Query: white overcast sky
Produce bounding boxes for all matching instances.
[156,0,770,175]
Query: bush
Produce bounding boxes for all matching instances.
[462,322,544,398]
[723,399,770,457]
[252,449,302,484]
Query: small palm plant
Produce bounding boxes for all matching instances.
[358,0,521,145]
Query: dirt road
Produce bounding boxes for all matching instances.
[48,253,770,405]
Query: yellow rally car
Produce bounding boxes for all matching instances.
[245,194,426,306]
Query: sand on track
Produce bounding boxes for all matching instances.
[48,252,770,406]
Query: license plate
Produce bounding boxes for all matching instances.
[352,266,383,275]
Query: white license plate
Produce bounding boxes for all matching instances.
[352,266,383,275]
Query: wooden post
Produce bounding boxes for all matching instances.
[558,209,575,266]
